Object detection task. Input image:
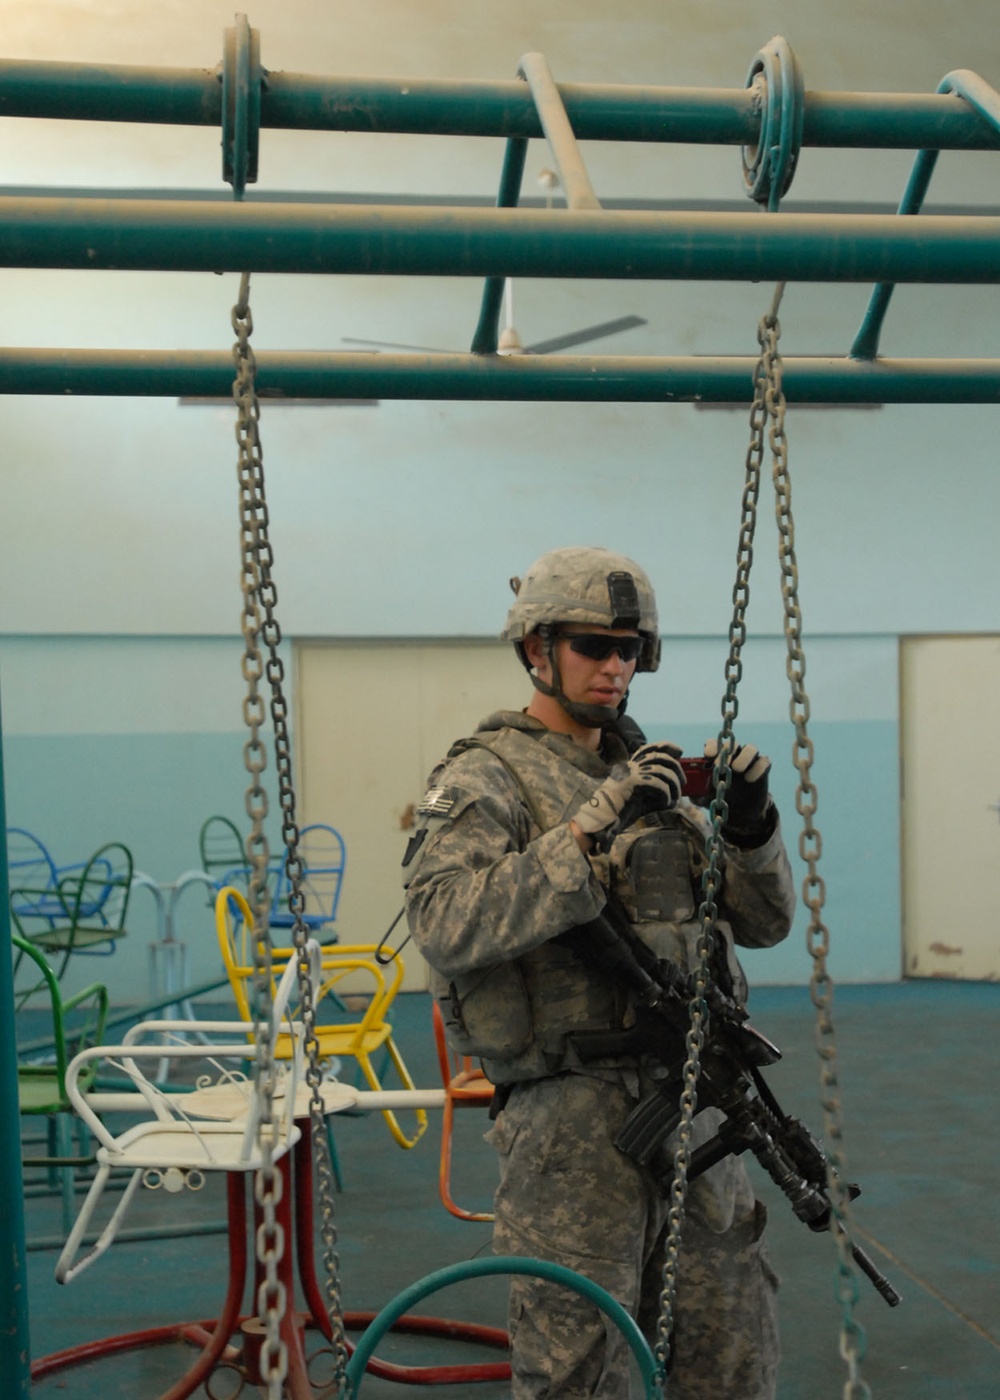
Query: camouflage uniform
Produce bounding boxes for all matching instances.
[404,709,795,1399]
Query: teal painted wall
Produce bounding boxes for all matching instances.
[0,636,289,1002]
[2,728,289,1002]
[2,633,902,1000]
[644,720,902,987]
[1,717,901,998]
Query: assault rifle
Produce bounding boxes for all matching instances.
[563,896,901,1307]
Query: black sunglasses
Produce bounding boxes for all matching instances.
[562,633,644,663]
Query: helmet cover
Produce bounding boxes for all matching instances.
[502,546,660,673]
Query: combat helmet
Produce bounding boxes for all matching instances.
[501,546,660,726]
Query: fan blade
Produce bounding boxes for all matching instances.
[342,315,648,357]
[341,336,445,353]
[525,315,648,355]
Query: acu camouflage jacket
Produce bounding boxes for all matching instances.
[403,710,796,1085]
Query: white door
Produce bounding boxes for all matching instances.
[900,634,1000,980]
[294,640,526,990]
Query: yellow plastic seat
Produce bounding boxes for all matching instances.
[215,886,427,1150]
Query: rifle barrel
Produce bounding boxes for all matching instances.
[851,1241,903,1308]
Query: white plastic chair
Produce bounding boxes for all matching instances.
[55,941,321,1284]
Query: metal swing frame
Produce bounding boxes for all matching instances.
[3,17,1000,1395]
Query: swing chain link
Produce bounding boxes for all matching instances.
[764,294,872,1399]
[232,273,287,1399]
[652,287,767,1377]
[226,272,869,1397]
[232,272,350,1395]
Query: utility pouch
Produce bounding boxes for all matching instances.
[433,960,534,1060]
[613,819,699,924]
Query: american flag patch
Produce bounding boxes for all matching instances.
[418,786,457,818]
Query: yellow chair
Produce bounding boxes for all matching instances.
[215,886,427,1150]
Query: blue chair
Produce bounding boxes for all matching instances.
[10,841,134,983]
[7,827,115,926]
[7,827,60,925]
[269,823,346,942]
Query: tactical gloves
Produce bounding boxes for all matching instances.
[703,738,775,847]
[574,742,685,846]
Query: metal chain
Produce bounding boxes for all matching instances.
[652,288,769,1375]
[232,272,287,1400]
[232,272,350,1396]
[764,295,872,1399]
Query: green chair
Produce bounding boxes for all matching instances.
[10,840,134,984]
[198,815,248,885]
[14,935,109,1234]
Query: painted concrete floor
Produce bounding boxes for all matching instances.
[23,980,1000,1398]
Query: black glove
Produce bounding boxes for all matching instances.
[574,742,685,847]
[704,739,774,846]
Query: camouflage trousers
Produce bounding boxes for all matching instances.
[489,1073,780,1399]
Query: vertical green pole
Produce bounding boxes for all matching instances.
[469,134,529,353]
[0,689,31,1396]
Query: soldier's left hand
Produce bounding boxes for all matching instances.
[703,738,772,840]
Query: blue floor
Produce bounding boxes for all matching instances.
[22,980,1000,1397]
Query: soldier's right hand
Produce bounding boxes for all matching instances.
[573,742,685,844]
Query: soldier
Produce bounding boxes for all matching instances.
[403,546,796,1399]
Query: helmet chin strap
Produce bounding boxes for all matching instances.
[531,641,628,728]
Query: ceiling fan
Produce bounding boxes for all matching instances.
[343,165,647,359]
[342,302,648,357]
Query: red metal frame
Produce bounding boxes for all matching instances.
[32,1122,511,1395]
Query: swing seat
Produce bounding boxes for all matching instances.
[54,943,319,1285]
[216,886,428,1150]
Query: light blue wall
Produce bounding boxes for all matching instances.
[4,729,252,999]
[1,637,286,1001]
[637,633,902,987]
[2,631,901,999]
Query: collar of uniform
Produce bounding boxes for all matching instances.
[474,709,618,778]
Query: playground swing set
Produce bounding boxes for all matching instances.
[3,17,999,1398]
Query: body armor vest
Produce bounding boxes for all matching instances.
[424,723,709,1085]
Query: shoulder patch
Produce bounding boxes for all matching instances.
[417,786,460,818]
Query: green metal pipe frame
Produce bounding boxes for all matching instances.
[1,57,999,152]
[2,349,1000,405]
[1,198,999,283]
[0,708,32,1398]
[851,68,1000,359]
[344,1256,662,1398]
[1,32,1000,397]
[469,134,528,355]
